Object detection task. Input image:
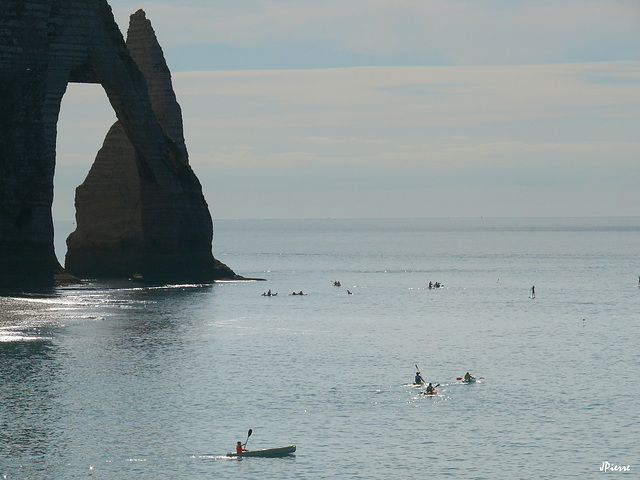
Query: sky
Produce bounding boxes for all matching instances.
[53,0,640,221]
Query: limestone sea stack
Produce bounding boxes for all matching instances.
[65,9,236,282]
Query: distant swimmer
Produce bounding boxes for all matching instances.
[347,290,352,295]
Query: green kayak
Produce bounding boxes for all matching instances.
[227,445,296,457]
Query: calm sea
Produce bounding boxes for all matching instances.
[1,217,639,479]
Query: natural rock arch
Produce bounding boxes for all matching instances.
[0,1,235,289]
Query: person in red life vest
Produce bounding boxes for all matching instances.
[236,441,246,454]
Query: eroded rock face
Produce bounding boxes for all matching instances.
[65,121,143,278]
[0,1,235,289]
[65,9,225,280]
[125,10,187,159]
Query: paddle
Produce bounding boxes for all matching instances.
[244,429,252,450]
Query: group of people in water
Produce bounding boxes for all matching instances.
[262,289,308,296]
[414,370,475,395]
[262,280,354,297]
[414,371,438,394]
[333,280,352,294]
[262,277,640,300]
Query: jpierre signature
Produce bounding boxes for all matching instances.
[600,461,631,473]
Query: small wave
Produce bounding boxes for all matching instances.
[147,283,210,290]
[215,279,261,284]
[0,330,52,342]
[109,283,212,291]
[9,296,66,305]
[193,454,232,460]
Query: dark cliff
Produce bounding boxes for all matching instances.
[0,1,236,289]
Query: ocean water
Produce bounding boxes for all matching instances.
[1,217,639,479]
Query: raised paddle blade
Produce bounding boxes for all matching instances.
[244,428,253,449]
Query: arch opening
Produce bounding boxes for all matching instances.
[53,83,117,263]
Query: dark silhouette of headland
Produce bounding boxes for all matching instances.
[0,1,244,290]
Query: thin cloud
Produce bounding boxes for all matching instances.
[108,0,640,67]
[173,62,640,129]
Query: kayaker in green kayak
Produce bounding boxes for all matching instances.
[464,372,474,381]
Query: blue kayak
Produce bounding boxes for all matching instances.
[227,445,296,457]
[462,378,476,383]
